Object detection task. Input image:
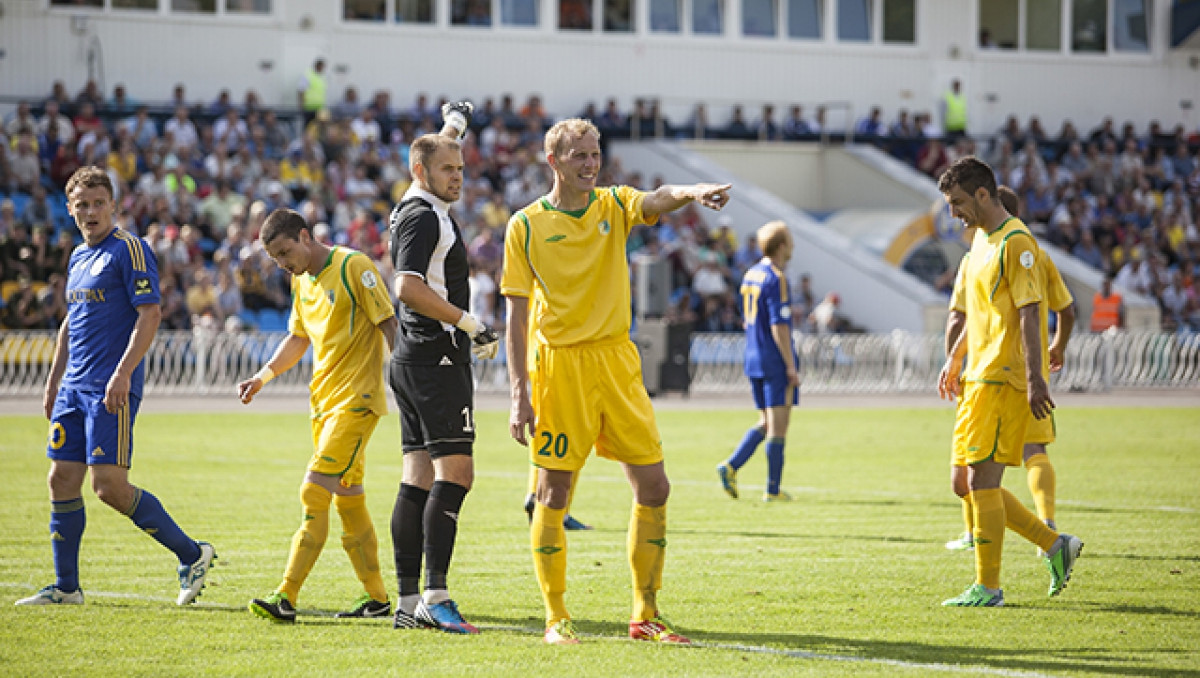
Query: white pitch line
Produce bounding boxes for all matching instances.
[3,582,1058,676]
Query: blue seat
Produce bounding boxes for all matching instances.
[256,308,288,331]
[238,308,258,330]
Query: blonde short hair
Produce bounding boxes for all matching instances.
[409,134,461,174]
[756,220,790,257]
[544,118,601,158]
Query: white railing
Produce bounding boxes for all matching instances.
[2,329,1198,397]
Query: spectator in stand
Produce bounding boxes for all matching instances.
[121,105,159,151]
[107,136,139,189]
[6,101,38,137]
[21,184,53,227]
[808,291,843,334]
[4,275,44,329]
[75,80,103,110]
[756,104,780,141]
[10,133,41,193]
[72,102,103,140]
[333,86,362,122]
[1162,270,1188,330]
[917,138,951,179]
[1114,252,1154,297]
[38,100,76,144]
[200,179,246,235]
[941,79,967,142]
[165,106,200,154]
[723,105,753,140]
[1090,274,1124,332]
[38,272,67,329]
[214,108,250,154]
[855,107,886,138]
[1072,228,1106,271]
[215,264,244,322]
[782,105,812,140]
[685,103,712,140]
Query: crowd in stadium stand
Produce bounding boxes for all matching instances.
[2,79,1200,332]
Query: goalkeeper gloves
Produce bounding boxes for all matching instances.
[455,311,499,360]
[441,100,474,140]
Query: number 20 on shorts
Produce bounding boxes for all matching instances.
[537,431,569,458]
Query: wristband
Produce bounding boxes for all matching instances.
[254,365,276,385]
[455,311,481,335]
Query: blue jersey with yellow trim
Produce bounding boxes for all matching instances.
[740,258,796,378]
[61,228,160,397]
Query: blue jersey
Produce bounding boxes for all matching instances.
[60,228,160,397]
[740,259,796,378]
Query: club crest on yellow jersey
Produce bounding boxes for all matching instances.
[598,220,611,235]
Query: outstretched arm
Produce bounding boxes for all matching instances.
[642,183,732,218]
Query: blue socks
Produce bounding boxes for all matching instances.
[766,438,786,496]
[51,498,86,593]
[127,488,202,566]
[727,427,766,470]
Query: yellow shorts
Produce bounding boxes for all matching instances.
[1025,410,1056,446]
[308,409,380,487]
[529,338,663,472]
[952,381,1029,467]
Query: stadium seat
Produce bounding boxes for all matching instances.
[256,308,288,331]
[238,308,259,330]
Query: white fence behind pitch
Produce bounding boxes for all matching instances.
[2,330,1198,398]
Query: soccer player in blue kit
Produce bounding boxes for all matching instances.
[16,166,215,607]
[717,221,800,502]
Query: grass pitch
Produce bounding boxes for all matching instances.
[1,404,1198,677]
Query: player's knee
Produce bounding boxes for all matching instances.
[300,482,333,512]
[91,478,133,512]
[635,477,670,507]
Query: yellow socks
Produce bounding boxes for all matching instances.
[531,502,569,626]
[628,503,667,621]
[1001,488,1058,553]
[1024,454,1056,524]
[334,493,388,603]
[969,488,1004,590]
[960,493,974,536]
[280,482,332,603]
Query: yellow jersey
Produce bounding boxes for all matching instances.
[288,246,394,417]
[958,217,1043,390]
[501,186,656,347]
[951,231,1071,382]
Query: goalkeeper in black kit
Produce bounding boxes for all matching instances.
[386,101,499,633]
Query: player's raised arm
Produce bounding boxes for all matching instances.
[642,182,732,217]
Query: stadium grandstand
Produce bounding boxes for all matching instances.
[2,0,1200,395]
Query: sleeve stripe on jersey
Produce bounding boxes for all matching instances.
[990,230,1035,302]
[609,187,625,210]
[771,265,789,304]
[115,230,146,272]
[339,252,360,334]
[519,212,550,299]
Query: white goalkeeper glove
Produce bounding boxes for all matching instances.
[455,311,499,360]
[441,100,474,140]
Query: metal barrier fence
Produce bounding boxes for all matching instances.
[2,329,1198,397]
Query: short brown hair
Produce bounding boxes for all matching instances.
[996,185,1020,215]
[65,166,113,199]
[937,156,997,199]
[409,134,460,174]
[756,220,791,257]
[260,208,309,246]
[544,118,600,158]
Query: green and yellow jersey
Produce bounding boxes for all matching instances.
[501,186,656,347]
[288,246,394,417]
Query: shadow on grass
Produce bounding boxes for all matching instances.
[678,628,1200,678]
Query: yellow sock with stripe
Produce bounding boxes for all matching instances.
[628,502,667,622]
[969,488,1004,590]
[531,502,569,626]
[334,493,389,603]
[1024,454,1056,524]
[280,482,331,603]
[1001,488,1058,554]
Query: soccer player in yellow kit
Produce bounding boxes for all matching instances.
[945,186,1076,554]
[502,118,730,645]
[936,158,1082,607]
[238,208,398,622]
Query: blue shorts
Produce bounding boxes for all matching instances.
[47,388,140,468]
[750,374,799,410]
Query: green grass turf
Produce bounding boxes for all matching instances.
[1,405,1198,677]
